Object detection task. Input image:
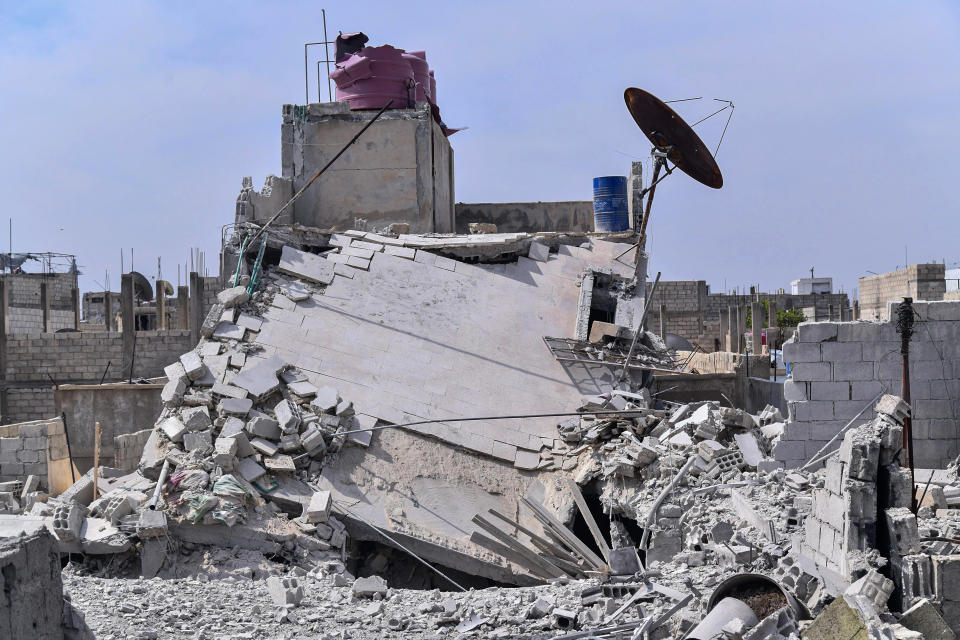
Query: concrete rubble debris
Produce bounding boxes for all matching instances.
[7,230,960,640]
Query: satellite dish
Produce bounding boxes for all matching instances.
[130,271,153,301]
[624,88,723,189]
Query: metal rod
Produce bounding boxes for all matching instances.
[800,392,884,470]
[334,499,467,591]
[637,157,664,252]
[320,409,657,442]
[99,361,111,385]
[60,412,76,485]
[639,455,696,549]
[322,9,332,102]
[148,459,171,510]
[615,271,662,386]
[245,100,393,249]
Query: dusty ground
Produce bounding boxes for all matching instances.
[62,569,592,640]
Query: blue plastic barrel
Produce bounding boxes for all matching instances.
[592,176,629,232]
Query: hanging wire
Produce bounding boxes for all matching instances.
[664,96,702,104]
[712,100,735,157]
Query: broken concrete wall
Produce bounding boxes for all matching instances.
[236,102,454,233]
[799,419,907,581]
[644,279,850,352]
[1,272,78,334]
[859,263,946,321]
[778,301,960,468]
[55,383,164,472]
[454,201,594,234]
[0,417,53,484]
[1,330,193,423]
[0,527,64,640]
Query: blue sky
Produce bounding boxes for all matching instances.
[1,1,958,300]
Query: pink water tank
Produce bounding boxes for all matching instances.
[403,50,431,103]
[330,45,414,110]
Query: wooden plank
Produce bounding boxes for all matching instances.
[469,531,551,581]
[522,497,607,570]
[471,515,569,579]
[487,508,579,563]
[565,478,612,563]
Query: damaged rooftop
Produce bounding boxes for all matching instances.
[3,5,960,640]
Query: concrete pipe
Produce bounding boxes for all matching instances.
[707,572,809,621]
[687,597,759,640]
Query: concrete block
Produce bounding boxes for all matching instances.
[163,361,188,384]
[793,401,834,421]
[217,286,250,308]
[302,490,332,523]
[822,342,862,361]
[798,322,838,343]
[218,397,253,417]
[179,351,206,380]
[266,576,304,607]
[220,416,246,439]
[250,437,279,457]
[236,457,266,482]
[183,430,212,452]
[899,598,956,640]
[783,342,821,363]
[791,362,832,382]
[223,431,255,458]
[528,241,550,262]
[231,355,285,398]
[310,386,339,413]
[161,376,188,407]
[832,361,875,381]
[277,245,335,285]
[838,322,883,342]
[851,380,884,400]
[915,399,953,420]
[211,382,248,399]
[159,416,188,442]
[274,399,300,433]
[352,575,388,598]
[810,382,850,401]
[247,416,280,440]
[886,507,920,555]
[52,500,84,542]
[180,406,211,431]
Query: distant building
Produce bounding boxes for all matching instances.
[858,263,945,321]
[790,277,833,295]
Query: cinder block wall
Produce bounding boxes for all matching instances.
[2,330,194,423]
[0,419,53,484]
[777,300,960,469]
[2,272,78,334]
[644,280,849,351]
[858,263,946,321]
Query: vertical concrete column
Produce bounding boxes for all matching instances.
[177,286,190,330]
[629,161,643,231]
[71,287,79,330]
[718,310,728,353]
[104,290,114,332]
[40,282,51,333]
[828,304,835,322]
[768,301,778,328]
[853,299,860,320]
[189,272,204,345]
[121,274,135,380]
[751,302,764,355]
[659,304,667,339]
[737,306,747,352]
[0,280,7,422]
[156,281,168,331]
[727,306,737,352]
